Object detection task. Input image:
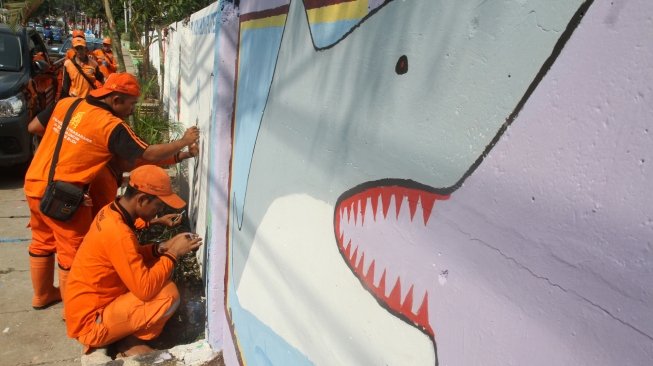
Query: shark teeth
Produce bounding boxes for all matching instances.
[337,186,448,229]
[334,185,449,337]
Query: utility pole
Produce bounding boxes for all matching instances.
[123,1,127,34]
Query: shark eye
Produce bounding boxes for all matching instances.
[395,55,408,75]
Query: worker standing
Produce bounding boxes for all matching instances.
[61,37,104,98]
[93,38,118,79]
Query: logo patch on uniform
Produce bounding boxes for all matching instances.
[69,112,85,129]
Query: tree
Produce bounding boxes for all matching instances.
[101,0,127,72]
[125,0,211,96]
[3,0,45,27]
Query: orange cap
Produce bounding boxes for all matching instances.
[72,37,86,48]
[128,165,185,209]
[72,29,85,38]
[89,72,141,98]
[102,37,112,45]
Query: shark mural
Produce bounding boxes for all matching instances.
[224,0,596,364]
[152,0,653,364]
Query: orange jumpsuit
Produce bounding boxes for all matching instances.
[65,201,179,349]
[92,49,118,79]
[25,97,149,269]
[61,58,103,98]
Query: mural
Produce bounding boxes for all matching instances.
[152,0,653,365]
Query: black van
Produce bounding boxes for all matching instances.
[0,24,57,167]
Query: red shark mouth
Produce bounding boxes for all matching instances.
[334,180,450,338]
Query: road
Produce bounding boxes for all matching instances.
[0,165,80,366]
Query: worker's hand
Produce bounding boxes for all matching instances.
[180,126,200,147]
[161,232,202,258]
[151,213,183,227]
[188,143,199,158]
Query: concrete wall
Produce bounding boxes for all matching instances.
[151,0,653,365]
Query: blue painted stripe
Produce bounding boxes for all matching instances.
[310,19,359,48]
[0,238,30,243]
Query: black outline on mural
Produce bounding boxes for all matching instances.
[224,0,596,365]
[231,3,291,231]
[332,1,596,364]
[224,4,292,366]
[303,0,391,51]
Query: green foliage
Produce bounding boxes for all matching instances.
[130,69,182,145]
[75,0,120,20]
[3,0,44,27]
[131,112,171,145]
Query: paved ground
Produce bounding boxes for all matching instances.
[0,43,139,366]
[0,164,82,366]
[119,40,137,74]
[0,43,220,366]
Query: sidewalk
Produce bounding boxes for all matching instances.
[0,166,81,365]
[0,50,219,366]
[120,40,137,74]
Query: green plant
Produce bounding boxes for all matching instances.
[130,69,182,145]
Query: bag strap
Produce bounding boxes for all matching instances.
[47,98,84,184]
[71,58,97,90]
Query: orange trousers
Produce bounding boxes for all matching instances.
[27,196,93,269]
[76,281,180,350]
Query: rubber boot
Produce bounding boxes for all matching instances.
[59,268,70,320]
[30,255,62,309]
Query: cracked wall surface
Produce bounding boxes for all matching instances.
[152,0,653,364]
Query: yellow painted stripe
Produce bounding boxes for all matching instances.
[241,14,287,30]
[307,0,368,23]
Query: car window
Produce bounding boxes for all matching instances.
[59,38,103,55]
[29,32,48,55]
[60,38,71,53]
[90,41,103,51]
[0,33,22,71]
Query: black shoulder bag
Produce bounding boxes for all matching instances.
[39,98,86,221]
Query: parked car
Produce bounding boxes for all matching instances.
[48,36,104,60]
[0,24,58,167]
[51,26,62,43]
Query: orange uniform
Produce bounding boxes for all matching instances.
[61,57,103,98]
[93,49,118,79]
[25,96,149,269]
[65,201,179,348]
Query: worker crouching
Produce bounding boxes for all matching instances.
[63,165,202,357]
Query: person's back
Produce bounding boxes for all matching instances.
[24,97,139,199]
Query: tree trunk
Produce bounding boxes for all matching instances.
[101,0,127,73]
[156,26,165,101]
[142,18,151,80]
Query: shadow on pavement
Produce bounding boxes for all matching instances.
[0,164,27,190]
